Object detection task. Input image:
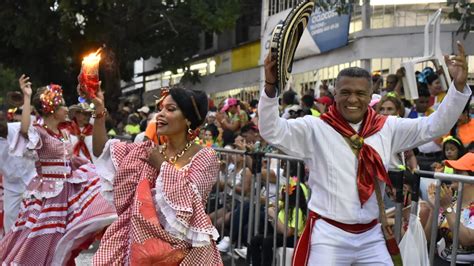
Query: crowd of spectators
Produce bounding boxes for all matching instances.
[2,64,471,264]
[74,65,473,264]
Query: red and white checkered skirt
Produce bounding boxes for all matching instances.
[93,141,222,265]
[0,164,117,265]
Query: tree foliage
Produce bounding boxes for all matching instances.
[0,64,18,106]
[446,0,473,39]
[0,0,239,109]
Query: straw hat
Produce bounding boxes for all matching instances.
[69,102,94,119]
[6,91,24,108]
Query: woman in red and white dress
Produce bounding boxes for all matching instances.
[92,87,222,265]
[0,75,117,265]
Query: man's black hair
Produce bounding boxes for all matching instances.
[336,67,372,84]
[282,90,298,105]
[301,95,314,108]
[426,73,439,85]
[250,99,259,108]
[240,123,258,134]
[417,83,431,98]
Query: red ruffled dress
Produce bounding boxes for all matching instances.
[93,140,222,265]
[0,124,117,265]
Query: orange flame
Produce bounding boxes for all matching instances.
[82,48,102,66]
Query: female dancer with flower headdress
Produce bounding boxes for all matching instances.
[0,75,117,265]
[91,87,222,265]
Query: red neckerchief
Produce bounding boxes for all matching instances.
[68,120,93,161]
[320,105,390,206]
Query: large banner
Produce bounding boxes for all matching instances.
[261,7,351,65]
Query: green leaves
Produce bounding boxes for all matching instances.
[315,0,355,15]
[0,64,18,104]
[0,0,240,106]
[447,1,473,39]
[190,0,240,33]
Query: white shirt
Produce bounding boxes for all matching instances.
[258,83,471,224]
[417,140,442,153]
[69,126,95,161]
[0,123,37,193]
[133,131,146,143]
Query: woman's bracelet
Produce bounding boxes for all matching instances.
[92,108,108,119]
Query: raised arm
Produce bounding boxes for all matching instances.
[18,75,32,136]
[391,42,471,152]
[258,53,314,158]
[91,90,108,157]
[218,114,240,132]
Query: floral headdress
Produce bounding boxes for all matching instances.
[40,84,64,114]
[282,176,299,196]
[155,87,170,108]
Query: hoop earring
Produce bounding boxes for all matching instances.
[187,128,195,140]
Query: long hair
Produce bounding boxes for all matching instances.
[280,183,308,224]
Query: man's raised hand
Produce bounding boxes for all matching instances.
[264,53,277,98]
[445,41,468,92]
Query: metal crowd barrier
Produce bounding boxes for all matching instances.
[210,148,307,266]
[415,170,474,266]
[389,169,473,266]
[208,153,473,266]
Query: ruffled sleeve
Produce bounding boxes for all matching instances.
[154,148,220,247]
[95,139,135,204]
[8,122,41,160]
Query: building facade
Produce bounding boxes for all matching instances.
[125,0,474,106]
[263,0,474,98]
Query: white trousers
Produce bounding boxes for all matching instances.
[308,219,393,266]
[3,188,23,233]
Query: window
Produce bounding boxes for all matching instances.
[204,32,214,50]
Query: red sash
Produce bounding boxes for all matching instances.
[292,211,378,265]
[294,106,389,265]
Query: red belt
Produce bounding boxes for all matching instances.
[292,211,378,266]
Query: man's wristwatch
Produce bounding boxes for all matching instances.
[443,206,454,215]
